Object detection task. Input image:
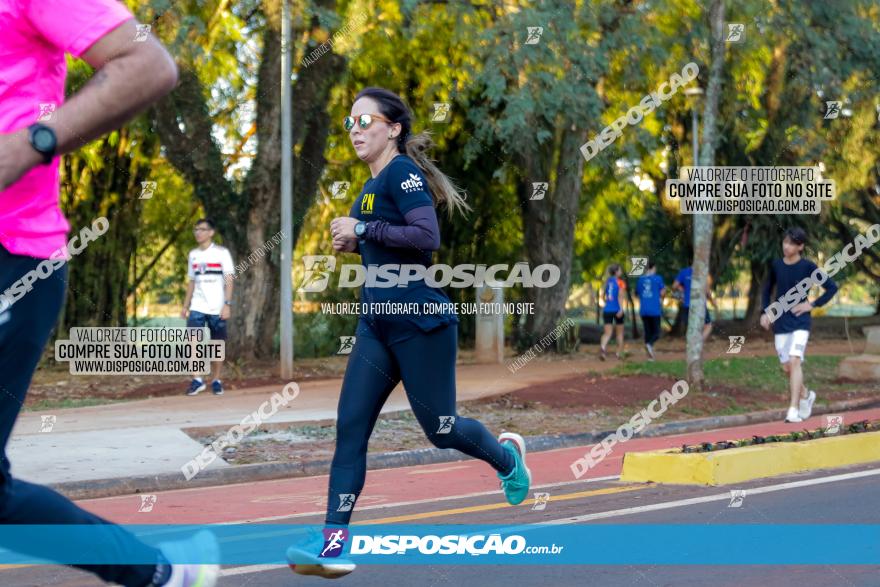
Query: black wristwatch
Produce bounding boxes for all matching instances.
[27,123,57,165]
[354,221,368,239]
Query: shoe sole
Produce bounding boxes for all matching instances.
[289,562,355,579]
[287,546,355,579]
[498,432,532,504]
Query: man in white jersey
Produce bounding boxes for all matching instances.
[181,218,234,395]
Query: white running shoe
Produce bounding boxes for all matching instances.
[798,390,816,420]
[784,407,802,423]
[157,530,219,587]
[646,343,656,361]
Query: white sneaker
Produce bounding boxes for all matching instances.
[785,407,802,423]
[798,390,816,420]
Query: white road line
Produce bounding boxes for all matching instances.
[219,475,621,524]
[215,467,880,579]
[542,467,880,524]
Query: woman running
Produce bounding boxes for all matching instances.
[599,263,626,360]
[286,87,531,578]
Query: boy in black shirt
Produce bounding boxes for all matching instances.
[760,228,838,423]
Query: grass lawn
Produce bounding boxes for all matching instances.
[610,355,846,395]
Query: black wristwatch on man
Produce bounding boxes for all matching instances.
[27,123,57,164]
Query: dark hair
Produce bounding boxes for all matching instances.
[353,87,471,219]
[647,259,656,270]
[608,263,621,276]
[195,218,215,230]
[784,227,807,246]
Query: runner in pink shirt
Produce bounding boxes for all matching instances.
[0,2,217,585]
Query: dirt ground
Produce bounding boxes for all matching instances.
[187,368,878,468]
[27,337,867,408]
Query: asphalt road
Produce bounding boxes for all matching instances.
[5,461,879,587]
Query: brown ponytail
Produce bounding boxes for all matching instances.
[404,130,471,219]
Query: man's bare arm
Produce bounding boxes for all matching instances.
[3,19,178,185]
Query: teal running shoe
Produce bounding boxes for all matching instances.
[286,526,356,579]
[497,432,531,505]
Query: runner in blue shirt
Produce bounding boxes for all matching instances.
[635,260,666,360]
[673,266,716,341]
[286,87,530,578]
[599,263,627,360]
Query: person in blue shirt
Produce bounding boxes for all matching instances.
[635,260,666,361]
[286,87,530,578]
[760,227,838,424]
[599,263,627,360]
[673,265,716,341]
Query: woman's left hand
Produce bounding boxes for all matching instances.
[330,217,359,241]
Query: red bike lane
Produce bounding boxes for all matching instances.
[77,406,880,525]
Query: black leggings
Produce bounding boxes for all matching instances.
[0,246,158,586]
[325,318,514,525]
[642,315,661,345]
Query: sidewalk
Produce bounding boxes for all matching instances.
[9,340,869,493]
[10,355,610,485]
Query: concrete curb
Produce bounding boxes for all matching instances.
[52,396,880,501]
[621,430,880,485]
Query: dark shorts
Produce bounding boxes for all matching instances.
[187,310,228,340]
[682,306,711,325]
[603,311,624,325]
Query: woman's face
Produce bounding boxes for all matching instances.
[349,97,397,161]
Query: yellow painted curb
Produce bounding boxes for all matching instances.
[620,430,880,485]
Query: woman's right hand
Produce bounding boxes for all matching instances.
[333,236,357,252]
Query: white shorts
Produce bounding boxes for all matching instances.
[775,330,810,363]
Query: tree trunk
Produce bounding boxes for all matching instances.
[686,0,726,391]
[151,0,346,360]
[520,126,587,349]
[744,258,768,326]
